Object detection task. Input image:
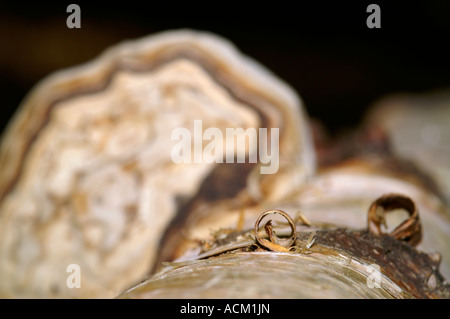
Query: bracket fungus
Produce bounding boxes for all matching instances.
[0,30,314,298]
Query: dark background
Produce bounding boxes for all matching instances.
[1,1,449,135]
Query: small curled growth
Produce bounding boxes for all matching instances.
[368,193,422,246]
[254,209,297,252]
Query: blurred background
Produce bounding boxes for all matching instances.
[0,1,449,136]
